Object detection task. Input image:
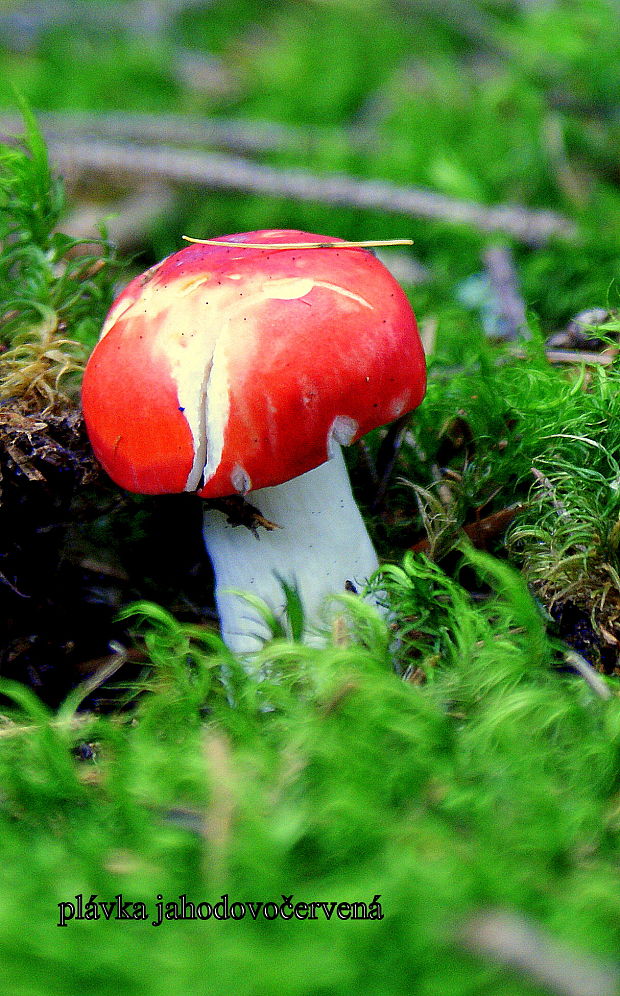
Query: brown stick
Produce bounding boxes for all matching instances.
[409,504,521,554]
[0,111,342,157]
[430,346,616,384]
[46,138,576,245]
[483,244,529,340]
[0,0,215,46]
[564,650,613,700]
[62,182,176,250]
[462,910,620,996]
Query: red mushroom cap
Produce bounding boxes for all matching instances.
[82,230,426,497]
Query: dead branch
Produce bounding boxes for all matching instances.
[201,730,236,883]
[409,504,521,554]
[62,181,176,250]
[0,110,376,156]
[483,245,529,340]
[0,0,216,48]
[547,308,612,350]
[564,649,613,700]
[47,138,576,245]
[0,713,92,740]
[461,909,620,996]
[520,348,616,366]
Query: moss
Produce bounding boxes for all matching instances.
[0,563,618,993]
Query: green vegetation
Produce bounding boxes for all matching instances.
[1,563,620,996]
[1,0,618,328]
[1,2,620,993]
[0,102,116,406]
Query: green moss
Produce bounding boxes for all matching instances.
[0,104,117,403]
[0,559,618,994]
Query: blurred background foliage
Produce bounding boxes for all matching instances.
[0,0,618,330]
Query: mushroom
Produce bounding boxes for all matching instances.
[82,230,426,652]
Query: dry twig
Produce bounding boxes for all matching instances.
[201,730,236,883]
[0,0,216,47]
[483,245,529,340]
[461,909,620,996]
[564,649,613,700]
[0,111,375,157]
[47,138,575,245]
[62,181,176,250]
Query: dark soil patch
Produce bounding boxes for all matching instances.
[0,398,215,708]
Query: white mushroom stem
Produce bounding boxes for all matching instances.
[202,445,380,653]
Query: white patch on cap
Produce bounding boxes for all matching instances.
[327,416,358,457]
[177,331,231,494]
[313,281,373,310]
[100,297,134,339]
[262,277,315,300]
[178,357,210,493]
[231,465,251,494]
[389,394,409,419]
[177,274,211,296]
[199,331,231,490]
[100,260,169,339]
[187,283,278,493]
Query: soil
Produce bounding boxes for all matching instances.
[0,398,215,709]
